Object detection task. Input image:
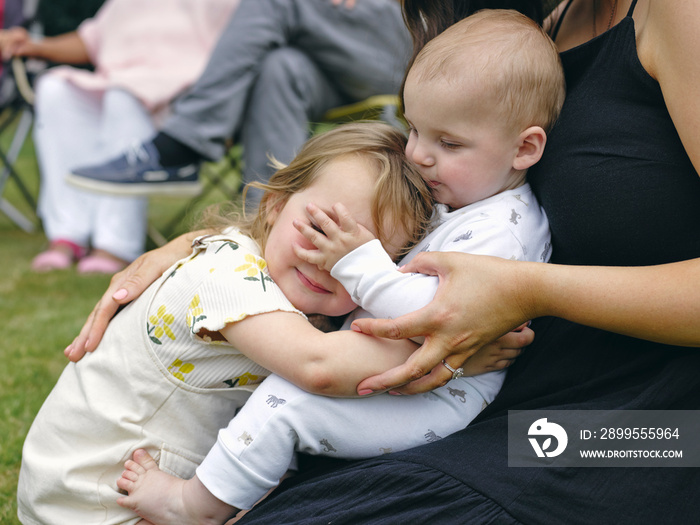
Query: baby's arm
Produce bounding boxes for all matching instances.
[296,201,542,338]
[294,201,439,322]
[294,202,438,323]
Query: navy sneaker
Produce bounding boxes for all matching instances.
[66,142,202,197]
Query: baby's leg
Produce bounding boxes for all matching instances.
[117,449,239,525]
[196,372,500,510]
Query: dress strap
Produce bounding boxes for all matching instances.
[552,0,638,42]
[549,0,574,42]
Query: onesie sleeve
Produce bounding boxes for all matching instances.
[331,239,438,320]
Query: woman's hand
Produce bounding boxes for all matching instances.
[65,231,208,362]
[0,27,33,60]
[353,251,534,395]
[0,30,89,64]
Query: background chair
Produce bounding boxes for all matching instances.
[0,58,36,232]
[0,0,105,232]
[320,94,401,127]
[0,0,37,232]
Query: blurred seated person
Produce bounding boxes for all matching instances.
[66,0,411,209]
[0,0,240,273]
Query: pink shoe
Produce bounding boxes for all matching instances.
[31,249,73,272]
[77,254,127,275]
[31,240,85,272]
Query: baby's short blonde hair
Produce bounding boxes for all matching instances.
[408,9,565,133]
[213,121,434,259]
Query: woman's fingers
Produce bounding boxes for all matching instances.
[356,337,468,395]
[351,308,432,341]
[64,232,199,361]
[389,361,461,395]
[396,250,445,276]
[65,309,97,362]
[65,268,140,361]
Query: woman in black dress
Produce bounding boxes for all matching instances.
[235,1,700,522]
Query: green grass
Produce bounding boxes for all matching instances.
[0,229,112,523]
[0,113,241,523]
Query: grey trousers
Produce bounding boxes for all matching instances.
[161,0,411,202]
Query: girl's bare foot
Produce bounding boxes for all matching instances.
[117,449,239,525]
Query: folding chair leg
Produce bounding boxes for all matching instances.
[0,107,37,229]
[147,149,242,246]
[0,197,35,232]
[0,146,36,208]
[147,223,169,247]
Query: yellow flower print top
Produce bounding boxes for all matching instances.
[145,229,304,389]
[148,305,176,345]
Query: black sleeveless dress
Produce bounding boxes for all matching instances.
[238,2,700,523]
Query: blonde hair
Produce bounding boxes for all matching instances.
[408,9,565,133]
[202,121,434,259]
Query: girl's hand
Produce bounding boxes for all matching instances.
[65,231,208,362]
[353,251,533,395]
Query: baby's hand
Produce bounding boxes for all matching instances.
[293,202,376,272]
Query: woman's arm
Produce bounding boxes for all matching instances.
[354,252,700,395]
[0,27,91,64]
[66,231,212,361]
[219,310,418,397]
[641,1,700,173]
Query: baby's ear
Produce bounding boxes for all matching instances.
[513,126,547,171]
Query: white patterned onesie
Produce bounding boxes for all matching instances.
[17,231,302,525]
[195,184,552,510]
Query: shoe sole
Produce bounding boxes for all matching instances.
[65,173,202,197]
